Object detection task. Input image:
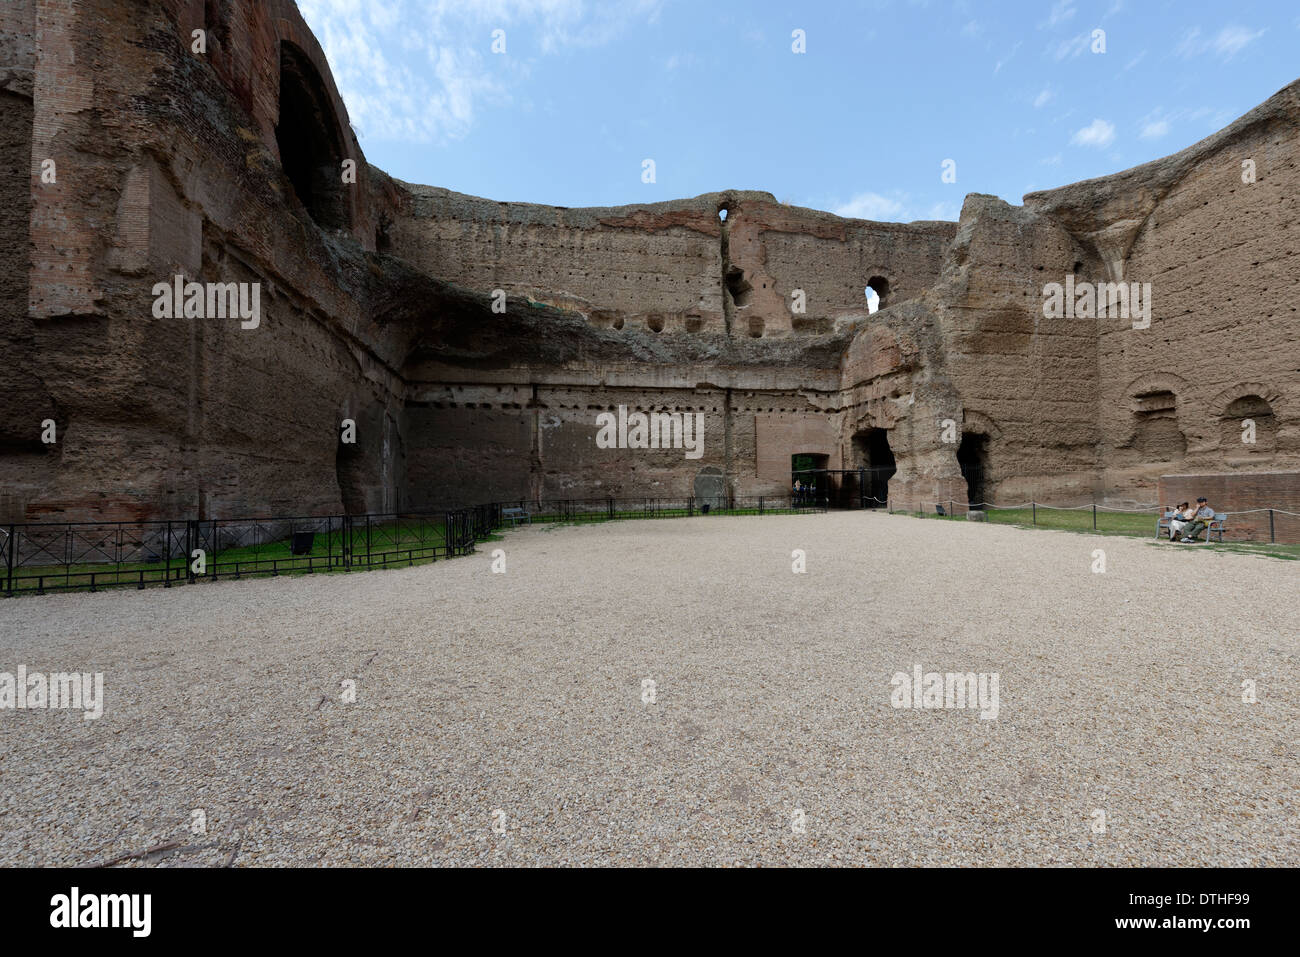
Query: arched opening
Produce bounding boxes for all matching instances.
[277,42,350,231]
[957,433,990,507]
[864,286,880,314]
[851,429,896,507]
[866,276,890,312]
[1131,390,1185,461]
[1221,395,1276,456]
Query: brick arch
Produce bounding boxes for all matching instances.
[1124,373,1188,462]
[268,1,367,239]
[960,409,1001,439]
[276,40,352,230]
[1211,381,1285,417]
[1125,372,1189,404]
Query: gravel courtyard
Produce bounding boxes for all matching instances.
[0,511,1295,867]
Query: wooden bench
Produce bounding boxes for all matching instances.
[1156,511,1227,542]
[501,506,531,526]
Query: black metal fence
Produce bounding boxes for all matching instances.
[0,495,823,596]
[792,468,896,510]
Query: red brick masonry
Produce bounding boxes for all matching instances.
[1158,472,1300,543]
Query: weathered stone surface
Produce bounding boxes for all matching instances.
[2,0,1296,524]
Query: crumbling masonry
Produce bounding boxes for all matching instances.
[3,1,1298,537]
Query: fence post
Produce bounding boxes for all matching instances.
[4,524,13,596]
[1032,502,1036,526]
[688,496,694,517]
[1269,508,1275,544]
[759,496,764,515]
[608,498,614,520]
[186,520,198,583]
[365,514,372,567]
[163,521,171,587]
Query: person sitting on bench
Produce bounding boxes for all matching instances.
[1180,497,1214,543]
[1167,501,1193,541]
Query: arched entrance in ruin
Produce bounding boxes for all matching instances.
[957,433,990,507]
[850,428,896,507]
[276,41,351,231]
[864,276,890,314]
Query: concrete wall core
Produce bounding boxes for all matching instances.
[2,0,1297,527]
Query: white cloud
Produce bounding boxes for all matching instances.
[832,192,908,220]
[1140,119,1170,139]
[994,40,1021,73]
[1033,88,1053,108]
[1123,49,1147,71]
[924,201,960,221]
[1071,118,1116,148]
[1212,25,1266,58]
[824,191,958,223]
[1175,24,1266,60]
[1048,32,1091,60]
[298,0,662,144]
[1174,27,1203,57]
[1041,1,1077,29]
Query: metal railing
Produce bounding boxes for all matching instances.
[0,495,824,596]
[898,498,1300,544]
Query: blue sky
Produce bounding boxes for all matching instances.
[298,0,1299,221]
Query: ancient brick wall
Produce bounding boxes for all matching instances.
[4,0,1297,523]
[1025,81,1300,504]
[0,0,51,524]
[9,0,410,521]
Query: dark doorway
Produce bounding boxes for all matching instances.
[851,429,896,507]
[957,433,989,507]
[791,453,829,503]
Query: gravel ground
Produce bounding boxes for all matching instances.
[0,511,1295,867]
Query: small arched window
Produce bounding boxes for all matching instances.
[866,276,889,313]
[1221,395,1276,456]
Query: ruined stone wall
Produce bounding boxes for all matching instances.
[927,195,1102,506]
[0,0,49,524]
[387,185,954,339]
[8,0,411,521]
[1025,82,1300,505]
[834,80,1300,513]
[382,183,952,505]
[5,0,1297,523]
[401,338,846,508]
